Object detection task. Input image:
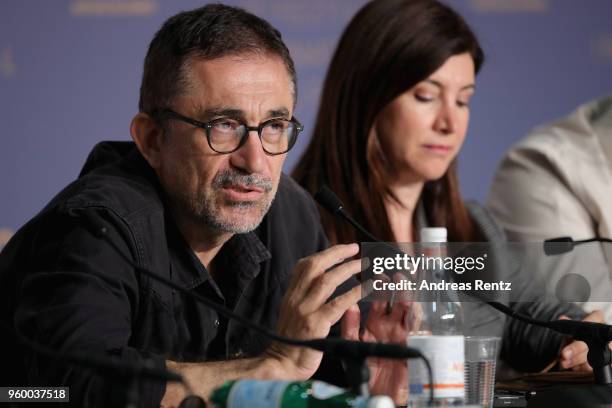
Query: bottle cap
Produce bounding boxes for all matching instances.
[420,227,447,243]
[366,395,395,408]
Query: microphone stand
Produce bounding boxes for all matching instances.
[345,357,370,397]
[543,236,612,384]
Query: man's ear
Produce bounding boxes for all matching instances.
[130,112,164,169]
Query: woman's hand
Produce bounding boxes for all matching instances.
[558,310,605,371]
[341,298,413,405]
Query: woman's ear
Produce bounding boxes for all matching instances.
[130,112,164,169]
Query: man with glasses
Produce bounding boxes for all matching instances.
[0,4,385,407]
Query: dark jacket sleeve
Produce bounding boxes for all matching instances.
[13,209,166,407]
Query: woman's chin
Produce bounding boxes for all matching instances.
[417,167,450,182]
[393,163,451,184]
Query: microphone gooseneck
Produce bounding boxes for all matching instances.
[543,236,612,256]
[315,186,381,243]
[81,208,433,401]
[316,186,612,385]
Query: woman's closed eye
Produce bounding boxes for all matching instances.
[414,93,435,103]
[456,93,473,108]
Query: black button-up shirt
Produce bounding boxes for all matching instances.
[0,141,328,407]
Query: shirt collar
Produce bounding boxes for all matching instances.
[170,223,271,291]
[216,231,272,282]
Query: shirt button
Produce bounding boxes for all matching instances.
[214,319,220,327]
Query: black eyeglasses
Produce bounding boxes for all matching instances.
[158,108,303,155]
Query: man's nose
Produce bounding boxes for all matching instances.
[229,130,267,174]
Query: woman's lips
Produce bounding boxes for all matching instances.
[422,144,452,153]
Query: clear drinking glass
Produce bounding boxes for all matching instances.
[464,336,499,408]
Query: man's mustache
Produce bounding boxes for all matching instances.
[212,169,273,193]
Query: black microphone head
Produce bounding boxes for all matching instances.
[178,395,206,408]
[315,185,344,215]
[544,236,574,256]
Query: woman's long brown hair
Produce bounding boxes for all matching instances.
[292,0,484,244]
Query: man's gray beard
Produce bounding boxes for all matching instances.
[193,191,274,234]
[173,170,276,235]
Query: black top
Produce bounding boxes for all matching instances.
[0,141,328,407]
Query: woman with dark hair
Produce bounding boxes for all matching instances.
[295,0,600,394]
[294,0,482,245]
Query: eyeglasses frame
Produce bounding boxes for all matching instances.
[157,108,303,155]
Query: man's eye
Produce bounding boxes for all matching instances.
[213,120,239,131]
[268,121,287,131]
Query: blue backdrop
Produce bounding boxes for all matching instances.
[1,0,612,242]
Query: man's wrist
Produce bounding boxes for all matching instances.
[258,346,304,381]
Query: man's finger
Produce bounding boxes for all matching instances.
[301,258,366,313]
[341,305,361,341]
[289,243,359,296]
[320,281,370,326]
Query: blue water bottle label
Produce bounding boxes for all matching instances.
[310,381,345,399]
[226,380,290,408]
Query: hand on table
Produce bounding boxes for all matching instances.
[559,310,605,371]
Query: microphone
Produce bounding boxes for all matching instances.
[484,301,612,341]
[315,186,380,243]
[544,236,612,256]
[315,186,612,384]
[80,209,433,401]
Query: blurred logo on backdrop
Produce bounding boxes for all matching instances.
[0,47,16,79]
[69,0,158,17]
[0,228,14,250]
[594,34,612,62]
[469,0,549,13]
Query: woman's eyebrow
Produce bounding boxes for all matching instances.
[424,79,475,91]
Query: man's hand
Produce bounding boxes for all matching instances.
[341,287,413,405]
[265,243,369,379]
[559,310,605,371]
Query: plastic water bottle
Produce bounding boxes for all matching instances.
[407,227,465,406]
[209,380,395,408]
